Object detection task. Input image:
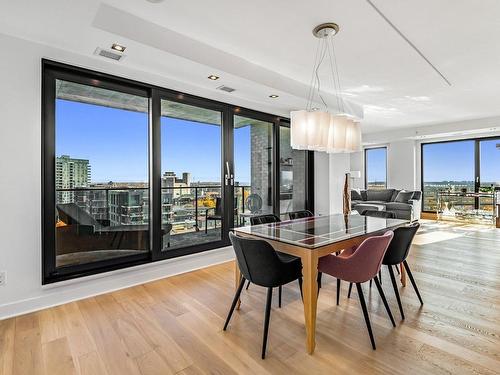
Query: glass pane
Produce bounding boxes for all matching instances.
[234,115,273,226]
[55,80,149,268]
[161,99,222,250]
[279,126,307,217]
[422,140,475,211]
[365,148,387,189]
[479,139,500,213]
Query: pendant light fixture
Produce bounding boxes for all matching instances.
[291,23,361,153]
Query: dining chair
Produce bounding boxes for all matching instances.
[247,214,284,305]
[318,231,396,350]
[250,214,281,225]
[347,223,422,319]
[362,210,396,219]
[382,222,422,319]
[288,210,314,220]
[224,232,303,359]
[205,197,222,233]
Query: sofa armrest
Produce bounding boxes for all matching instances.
[408,199,421,221]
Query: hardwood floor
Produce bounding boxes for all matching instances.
[1,221,500,375]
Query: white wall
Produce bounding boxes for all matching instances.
[387,140,417,190]
[329,153,351,214]
[314,152,331,215]
[314,152,351,215]
[350,151,364,189]
[0,33,239,319]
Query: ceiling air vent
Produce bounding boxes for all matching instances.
[216,85,235,93]
[94,47,126,62]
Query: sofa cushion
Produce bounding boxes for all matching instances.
[365,189,395,202]
[411,191,422,200]
[395,191,414,203]
[351,200,363,208]
[360,190,367,201]
[385,202,412,211]
[351,190,363,201]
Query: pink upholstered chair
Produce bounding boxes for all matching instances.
[318,231,396,350]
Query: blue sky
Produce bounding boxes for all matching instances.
[56,99,251,183]
[424,140,499,183]
[366,148,387,182]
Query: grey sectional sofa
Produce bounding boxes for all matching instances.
[351,189,422,220]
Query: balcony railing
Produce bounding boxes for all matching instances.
[56,185,252,234]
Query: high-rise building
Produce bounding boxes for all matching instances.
[56,155,91,204]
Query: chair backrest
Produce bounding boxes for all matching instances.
[362,209,396,219]
[250,214,281,226]
[342,231,394,283]
[383,222,420,265]
[288,210,314,220]
[214,197,222,215]
[229,232,286,287]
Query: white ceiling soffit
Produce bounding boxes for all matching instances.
[92,3,363,119]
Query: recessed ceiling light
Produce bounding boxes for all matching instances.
[111,43,126,52]
[208,75,220,80]
[269,94,279,98]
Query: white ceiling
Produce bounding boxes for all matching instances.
[1,0,500,133]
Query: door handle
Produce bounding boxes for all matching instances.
[225,161,234,186]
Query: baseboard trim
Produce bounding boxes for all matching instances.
[0,246,234,320]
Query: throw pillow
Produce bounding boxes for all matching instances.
[395,191,414,204]
[351,189,362,201]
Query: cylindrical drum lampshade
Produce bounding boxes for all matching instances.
[290,110,309,150]
[291,110,362,153]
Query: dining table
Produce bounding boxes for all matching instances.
[232,213,409,354]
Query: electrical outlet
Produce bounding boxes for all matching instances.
[0,271,5,286]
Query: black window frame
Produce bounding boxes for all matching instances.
[364,146,388,189]
[42,59,314,284]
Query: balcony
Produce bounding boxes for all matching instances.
[55,185,251,267]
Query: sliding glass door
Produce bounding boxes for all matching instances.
[421,137,500,213]
[43,60,314,283]
[479,138,500,213]
[233,114,274,226]
[422,140,475,212]
[159,97,225,252]
[279,122,308,217]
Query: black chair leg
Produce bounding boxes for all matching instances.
[369,279,372,288]
[356,283,376,350]
[388,264,405,320]
[348,282,353,298]
[246,279,251,290]
[395,264,400,275]
[223,277,246,330]
[297,277,303,301]
[373,275,396,327]
[403,260,423,305]
[379,270,382,284]
[205,219,208,234]
[278,285,282,308]
[317,272,322,289]
[262,287,273,359]
[336,279,341,305]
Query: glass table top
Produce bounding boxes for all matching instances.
[233,213,408,249]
